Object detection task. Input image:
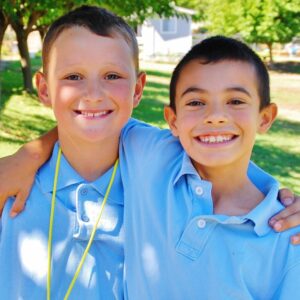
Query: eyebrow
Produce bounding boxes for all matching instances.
[226,86,251,97]
[180,86,252,98]
[181,87,206,97]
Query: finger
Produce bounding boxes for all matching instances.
[10,191,28,217]
[291,234,300,245]
[271,212,300,232]
[278,188,294,206]
[270,199,300,226]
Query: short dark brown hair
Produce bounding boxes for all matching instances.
[42,5,139,74]
[170,36,270,111]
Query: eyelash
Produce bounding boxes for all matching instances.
[64,73,121,81]
[106,73,121,80]
[228,99,245,105]
[65,74,82,81]
[187,100,205,106]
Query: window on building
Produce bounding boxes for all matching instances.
[161,18,177,34]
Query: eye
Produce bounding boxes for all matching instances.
[187,100,205,107]
[228,99,245,105]
[105,73,121,80]
[65,74,82,81]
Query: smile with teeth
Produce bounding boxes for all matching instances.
[197,134,236,144]
[75,110,112,118]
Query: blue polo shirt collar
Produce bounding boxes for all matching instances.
[173,152,200,185]
[37,142,123,204]
[243,176,280,236]
[173,151,281,236]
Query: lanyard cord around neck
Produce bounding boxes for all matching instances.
[47,147,119,300]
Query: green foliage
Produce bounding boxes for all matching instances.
[175,0,210,21]
[205,0,300,44]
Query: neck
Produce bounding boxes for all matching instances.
[194,160,264,215]
[58,134,119,181]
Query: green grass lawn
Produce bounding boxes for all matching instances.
[0,58,299,193]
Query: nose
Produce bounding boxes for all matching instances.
[84,79,105,102]
[203,103,228,125]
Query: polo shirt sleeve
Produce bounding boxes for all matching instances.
[272,261,300,299]
[120,118,178,161]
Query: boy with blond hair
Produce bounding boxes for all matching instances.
[0,6,145,299]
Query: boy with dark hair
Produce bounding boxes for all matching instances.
[0,6,145,299]
[120,36,300,299]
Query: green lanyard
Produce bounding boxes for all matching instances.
[47,147,119,300]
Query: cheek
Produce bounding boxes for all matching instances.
[55,84,81,105]
[177,111,200,131]
[111,81,135,102]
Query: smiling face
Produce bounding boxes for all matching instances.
[164,59,277,174]
[37,26,145,146]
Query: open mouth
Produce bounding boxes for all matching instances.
[74,110,113,118]
[197,134,238,144]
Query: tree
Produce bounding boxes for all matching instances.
[204,0,300,62]
[0,9,9,58]
[1,0,70,92]
[175,0,211,21]
[1,0,176,92]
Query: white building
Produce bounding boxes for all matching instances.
[137,6,195,60]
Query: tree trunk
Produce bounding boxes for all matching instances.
[267,42,274,64]
[15,29,33,93]
[0,10,8,59]
[37,25,47,41]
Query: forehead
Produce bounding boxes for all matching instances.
[47,26,135,70]
[176,59,259,94]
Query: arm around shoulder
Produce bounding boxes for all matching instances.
[0,127,58,216]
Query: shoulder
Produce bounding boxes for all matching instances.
[120,118,182,158]
[121,118,172,141]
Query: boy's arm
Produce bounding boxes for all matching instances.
[0,127,58,216]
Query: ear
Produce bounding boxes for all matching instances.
[164,106,179,137]
[133,71,146,108]
[35,71,51,107]
[257,103,277,134]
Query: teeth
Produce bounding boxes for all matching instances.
[81,111,108,117]
[199,135,233,143]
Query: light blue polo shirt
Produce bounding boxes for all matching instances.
[120,119,300,300]
[0,143,124,299]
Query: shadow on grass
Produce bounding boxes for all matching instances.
[0,112,55,143]
[269,118,300,136]
[144,69,172,78]
[0,58,42,113]
[252,142,300,187]
[133,79,169,126]
[252,117,299,191]
[268,61,300,75]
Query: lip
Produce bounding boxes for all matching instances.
[73,109,113,119]
[194,132,239,146]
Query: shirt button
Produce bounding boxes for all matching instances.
[82,214,89,222]
[197,219,206,228]
[195,186,203,195]
[80,188,88,196]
